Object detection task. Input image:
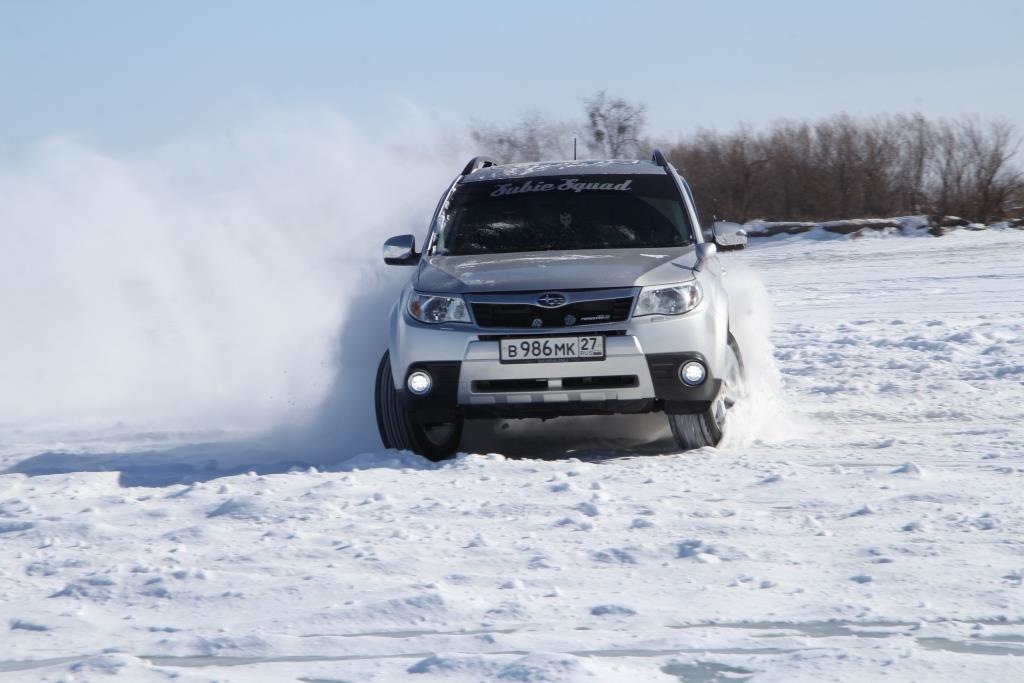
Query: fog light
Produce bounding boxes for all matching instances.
[679,361,706,386]
[406,370,433,396]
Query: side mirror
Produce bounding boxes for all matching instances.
[694,241,718,271]
[712,221,748,249]
[383,234,420,266]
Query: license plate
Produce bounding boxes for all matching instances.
[499,335,605,363]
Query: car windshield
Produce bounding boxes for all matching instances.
[433,174,694,255]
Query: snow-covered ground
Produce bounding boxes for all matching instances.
[1,229,1023,682]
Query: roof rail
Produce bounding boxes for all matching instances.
[461,156,500,176]
[651,149,670,168]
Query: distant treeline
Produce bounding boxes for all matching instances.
[471,92,1023,224]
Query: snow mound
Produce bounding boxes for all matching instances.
[744,214,1023,241]
[892,462,925,476]
[406,652,652,682]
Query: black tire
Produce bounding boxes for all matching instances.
[667,332,745,450]
[374,351,462,461]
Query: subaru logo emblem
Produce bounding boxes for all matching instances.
[537,293,567,308]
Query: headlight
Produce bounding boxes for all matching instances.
[634,282,702,316]
[408,293,471,324]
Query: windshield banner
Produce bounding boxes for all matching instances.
[490,178,633,197]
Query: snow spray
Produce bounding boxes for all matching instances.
[719,262,799,446]
[0,108,467,452]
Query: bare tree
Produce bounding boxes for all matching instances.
[930,119,970,218]
[583,90,647,159]
[665,126,769,223]
[472,102,1023,223]
[894,113,933,213]
[960,118,1021,223]
[670,114,1022,223]
[471,113,577,163]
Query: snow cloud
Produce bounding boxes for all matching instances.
[0,107,468,445]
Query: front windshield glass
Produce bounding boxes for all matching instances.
[434,174,694,255]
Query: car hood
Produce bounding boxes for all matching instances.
[415,248,698,293]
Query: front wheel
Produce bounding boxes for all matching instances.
[375,351,462,462]
[667,333,745,450]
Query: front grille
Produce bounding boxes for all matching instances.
[471,297,633,328]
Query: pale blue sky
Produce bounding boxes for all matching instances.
[1,0,1022,150]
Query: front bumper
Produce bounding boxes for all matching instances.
[391,301,726,423]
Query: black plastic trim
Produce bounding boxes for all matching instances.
[464,398,654,420]
[645,352,720,414]
[477,330,627,341]
[562,375,638,390]
[472,378,549,393]
[471,375,638,393]
[398,361,462,425]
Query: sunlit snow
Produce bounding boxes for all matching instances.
[1,228,1022,681]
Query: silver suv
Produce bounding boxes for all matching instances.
[374,151,745,460]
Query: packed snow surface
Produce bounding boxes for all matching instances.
[1,230,1023,682]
